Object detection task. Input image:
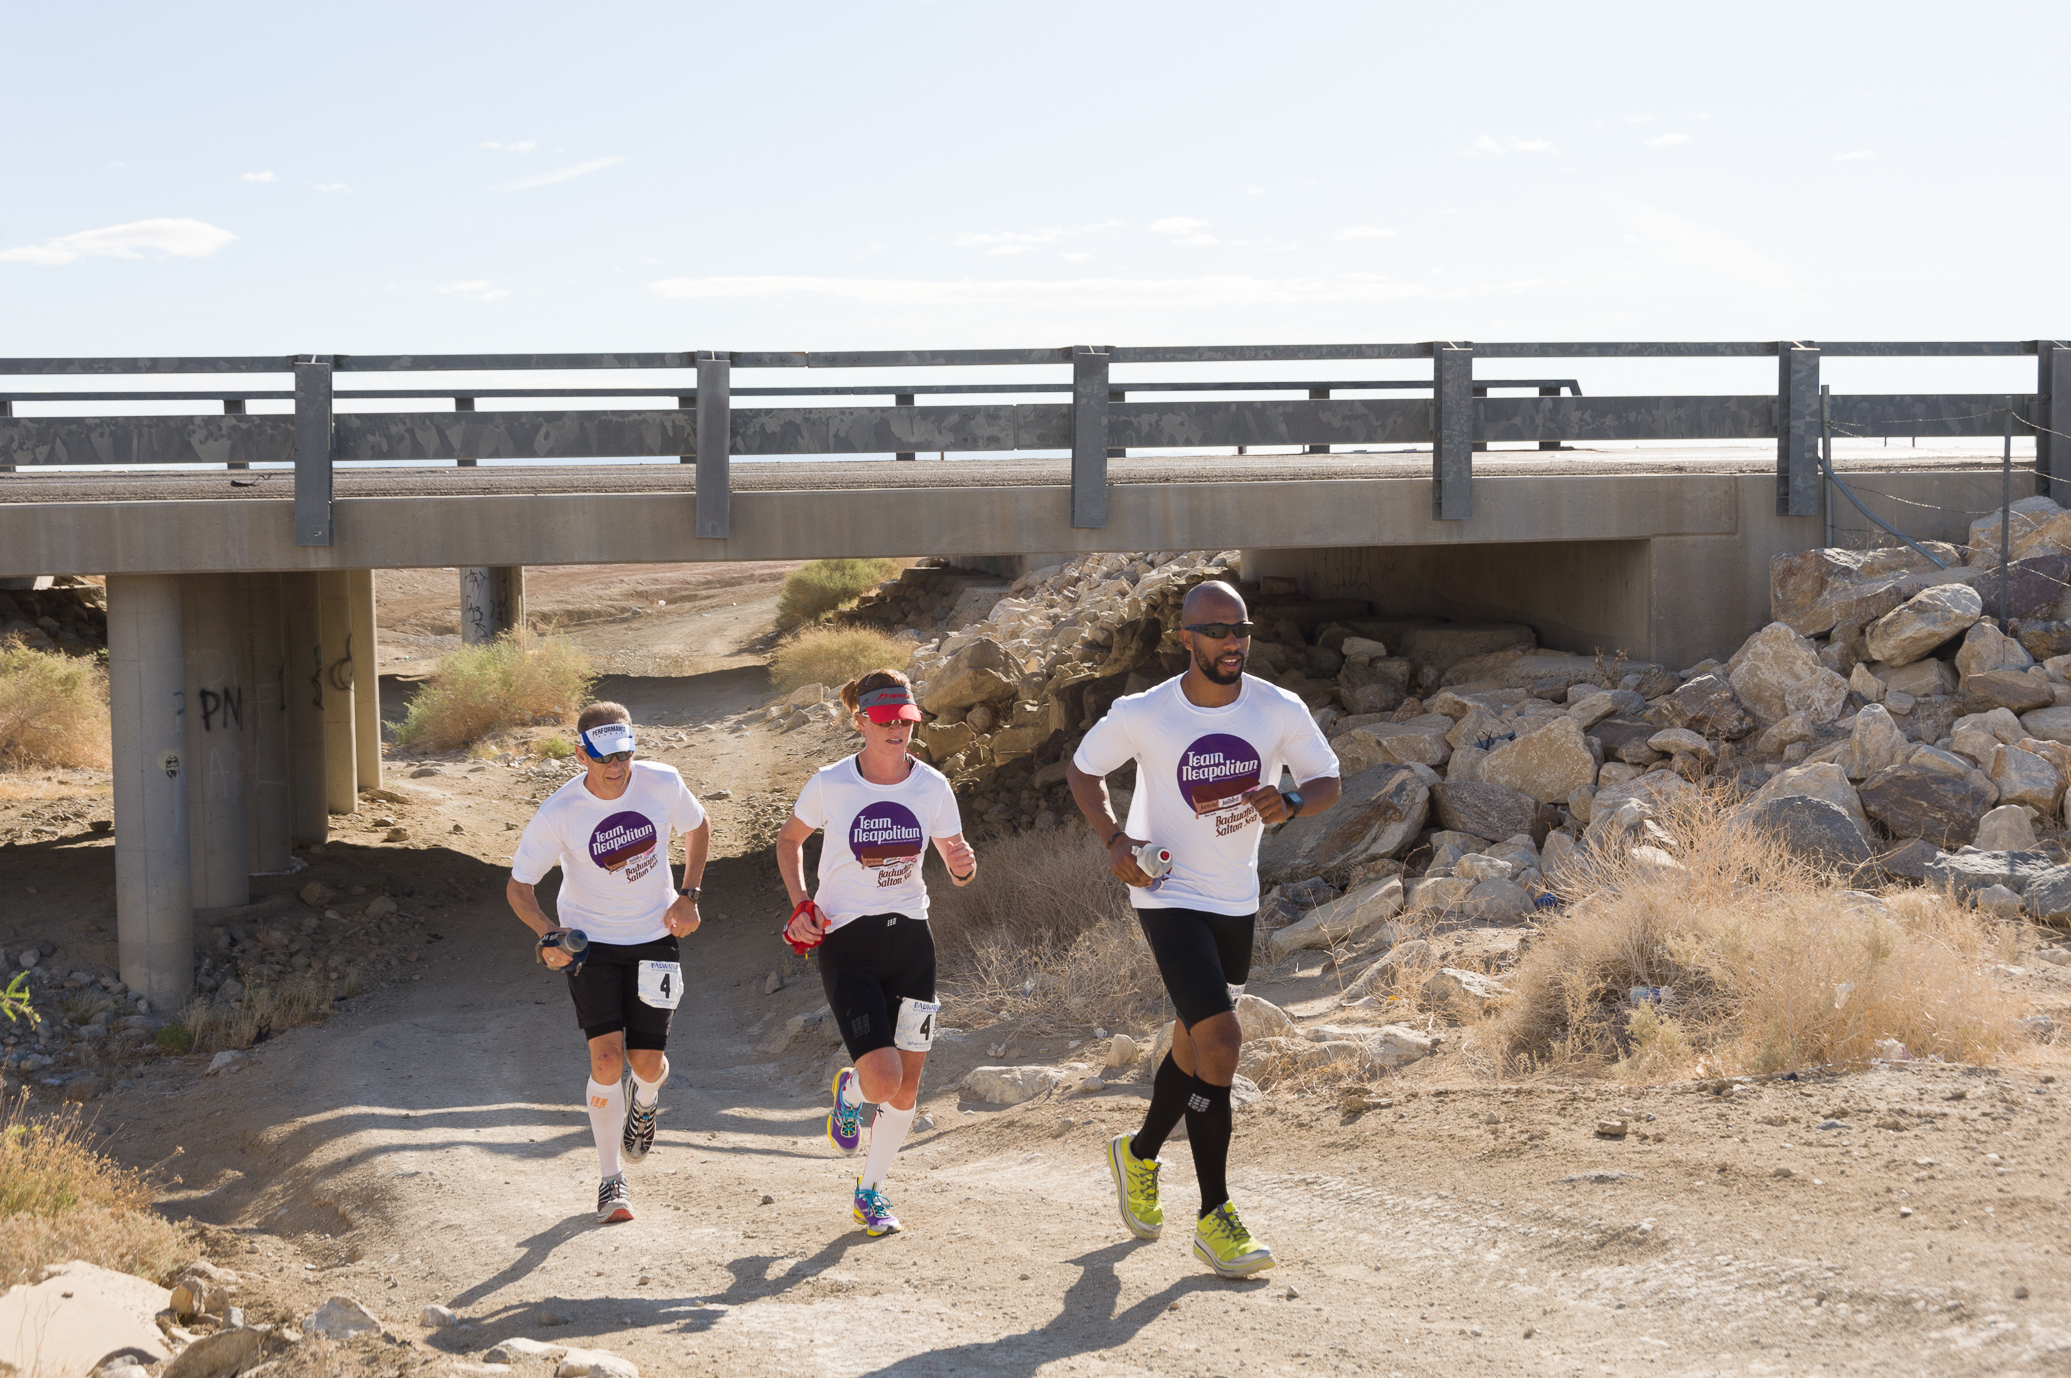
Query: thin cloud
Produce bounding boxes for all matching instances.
[1333,226,1396,241]
[241,171,275,183]
[1467,135,1555,155]
[437,280,509,302]
[955,221,1125,256]
[1149,217,1217,246]
[647,272,1538,309]
[1833,149,1875,162]
[500,156,626,191]
[0,217,238,266]
[315,183,349,193]
[481,140,538,153]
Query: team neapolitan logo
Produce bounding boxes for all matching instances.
[590,810,660,884]
[1178,733,1263,819]
[851,801,925,887]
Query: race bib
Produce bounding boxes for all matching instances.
[637,961,684,1010]
[893,996,942,1052]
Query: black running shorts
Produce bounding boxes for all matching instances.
[1137,906,1256,1029]
[816,913,936,1060]
[567,934,683,1051]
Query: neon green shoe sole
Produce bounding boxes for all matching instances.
[1106,1133,1163,1240]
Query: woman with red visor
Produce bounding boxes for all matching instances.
[776,668,976,1237]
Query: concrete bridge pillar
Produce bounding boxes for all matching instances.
[460,565,524,645]
[350,569,381,792]
[181,573,251,910]
[243,574,294,874]
[282,573,329,847]
[107,574,192,1014]
[319,571,357,813]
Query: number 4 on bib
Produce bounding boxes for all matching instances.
[637,960,684,1010]
[894,996,941,1052]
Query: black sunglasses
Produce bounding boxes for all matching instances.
[1183,621,1256,640]
[586,749,634,764]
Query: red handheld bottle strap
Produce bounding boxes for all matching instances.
[783,898,825,955]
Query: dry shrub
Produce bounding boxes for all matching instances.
[929,825,1166,1034]
[774,558,905,633]
[0,1096,186,1285]
[0,636,110,771]
[392,631,595,752]
[182,969,342,1054]
[1489,789,2027,1080]
[770,625,908,695]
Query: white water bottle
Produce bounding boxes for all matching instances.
[1133,844,1173,888]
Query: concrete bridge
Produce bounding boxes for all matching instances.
[2,338,2062,1010]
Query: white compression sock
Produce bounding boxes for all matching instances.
[586,1078,625,1179]
[859,1102,917,1191]
[839,1070,866,1109]
[631,1055,669,1109]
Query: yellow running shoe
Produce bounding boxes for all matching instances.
[1193,1200,1274,1277]
[1106,1133,1163,1240]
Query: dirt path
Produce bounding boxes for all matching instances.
[59,710,2068,1377]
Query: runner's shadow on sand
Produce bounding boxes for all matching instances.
[852,1239,1256,1378]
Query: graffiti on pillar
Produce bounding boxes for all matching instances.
[327,633,355,693]
[463,568,512,644]
[307,645,325,709]
[198,686,244,732]
[158,750,181,779]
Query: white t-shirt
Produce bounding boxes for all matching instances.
[791,755,964,933]
[511,761,707,945]
[1072,674,1339,915]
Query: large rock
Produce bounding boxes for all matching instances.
[1589,715,1662,765]
[1986,742,2064,813]
[1783,668,1851,724]
[1876,836,1948,882]
[918,637,1019,715]
[2026,865,2071,925]
[1969,495,2071,566]
[1872,657,1959,700]
[163,1328,275,1378]
[1422,967,1507,1012]
[1865,584,1984,667]
[1362,1024,1440,1069]
[1479,717,1597,804]
[1728,622,1825,724]
[1769,544,1965,636]
[1974,804,2040,852]
[1340,939,1435,1001]
[1646,673,1756,739]
[1962,669,2054,714]
[1403,875,1476,915]
[1748,762,1870,836]
[0,1261,171,1378]
[1398,624,1535,681]
[1920,849,2058,896]
[2020,706,2071,745]
[1859,764,2000,847]
[1265,878,1403,959]
[1330,727,1387,777]
[1458,878,1534,921]
[1430,780,1542,842]
[1366,714,1455,768]
[1837,704,1910,781]
[962,1065,1070,1105]
[1258,763,1430,882]
[1233,993,1300,1042]
[306,1295,386,1340]
[1743,795,1873,871]
[1955,620,2035,682]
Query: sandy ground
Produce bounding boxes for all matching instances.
[5,567,2071,1374]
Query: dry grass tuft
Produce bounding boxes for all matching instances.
[770,625,909,695]
[0,1096,187,1286]
[1486,788,2029,1080]
[0,636,110,771]
[774,558,906,633]
[181,969,345,1054]
[929,825,1166,1034]
[392,631,595,752]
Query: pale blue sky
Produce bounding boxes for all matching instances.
[3,2,2065,399]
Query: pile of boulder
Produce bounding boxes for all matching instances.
[0,575,105,655]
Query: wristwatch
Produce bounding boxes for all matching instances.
[678,886,701,902]
[1280,790,1305,819]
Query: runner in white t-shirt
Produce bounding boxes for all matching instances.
[776,669,976,1237]
[1067,579,1341,1277]
[507,701,710,1224]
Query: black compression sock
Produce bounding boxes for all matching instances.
[1184,1076,1234,1217]
[1132,1052,1191,1160]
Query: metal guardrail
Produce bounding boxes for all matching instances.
[0,340,2064,546]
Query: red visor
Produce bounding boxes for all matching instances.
[858,684,923,723]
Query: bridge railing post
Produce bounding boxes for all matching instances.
[0,400,11,473]
[1777,341,1822,516]
[455,396,477,467]
[1072,346,1110,528]
[293,355,334,546]
[1431,342,1474,520]
[895,393,915,461]
[1307,388,1329,454]
[695,352,731,539]
[1539,385,1561,450]
[677,395,695,464]
[2039,341,2071,504]
[225,398,248,470]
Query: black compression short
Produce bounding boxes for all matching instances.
[816,913,936,1060]
[567,934,683,1051]
[1136,906,1256,1029]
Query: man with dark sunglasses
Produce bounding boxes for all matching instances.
[507,701,710,1223]
[1067,579,1341,1278]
